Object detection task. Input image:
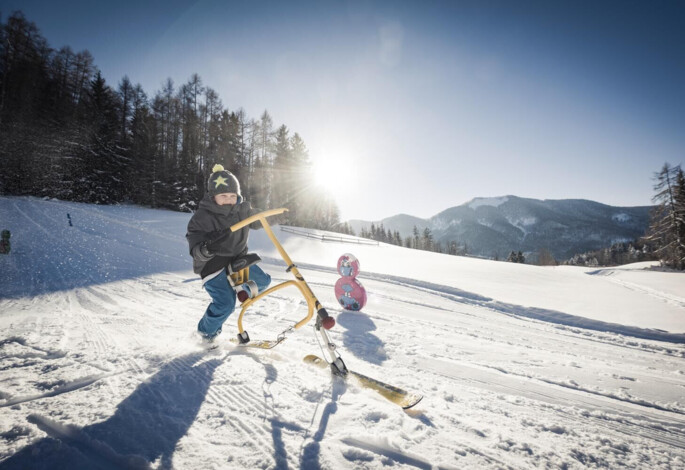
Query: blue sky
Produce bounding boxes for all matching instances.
[2,0,684,220]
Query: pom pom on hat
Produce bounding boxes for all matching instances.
[212,164,225,173]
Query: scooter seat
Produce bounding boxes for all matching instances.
[229,253,262,274]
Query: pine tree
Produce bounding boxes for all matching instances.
[0,12,50,195]
[201,87,223,185]
[380,224,388,243]
[412,226,420,250]
[674,167,685,262]
[128,84,157,206]
[249,110,274,210]
[422,227,434,251]
[288,132,313,225]
[117,75,133,143]
[82,71,125,203]
[150,79,178,208]
[645,163,685,270]
[271,124,291,218]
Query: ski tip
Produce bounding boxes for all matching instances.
[229,337,283,349]
[401,394,424,409]
[303,354,323,364]
[303,354,331,370]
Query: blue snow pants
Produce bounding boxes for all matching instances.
[198,265,271,338]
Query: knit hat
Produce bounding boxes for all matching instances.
[207,164,241,197]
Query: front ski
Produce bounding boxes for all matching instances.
[229,337,286,349]
[303,354,423,409]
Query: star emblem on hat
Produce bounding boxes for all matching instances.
[213,175,228,188]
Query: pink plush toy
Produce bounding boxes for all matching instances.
[334,253,367,311]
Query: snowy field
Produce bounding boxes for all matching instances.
[1,196,684,469]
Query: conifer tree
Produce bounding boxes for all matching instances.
[128,85,157,206]
[287,132,315,225]
[645,163,685,270]
[271,124,291,218]
[675,167,685,260]
[422,227,434,251]
[75,71,124,203]
[394,230,402,246]
[117,75,133,142]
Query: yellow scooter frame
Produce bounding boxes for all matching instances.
[229,208,335,345]
[229,211,427,406]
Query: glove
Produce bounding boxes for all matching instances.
[199,242,212,258]
[238,200,253,219]
[238,201,265,230]
[193,241,214,262]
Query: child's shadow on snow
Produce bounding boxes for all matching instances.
[337,311,387,365]
[0,352,223,470]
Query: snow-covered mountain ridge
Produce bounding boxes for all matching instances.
[349,195,652,259]
[1,196,684,469]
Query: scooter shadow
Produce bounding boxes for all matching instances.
[336,310,387,365]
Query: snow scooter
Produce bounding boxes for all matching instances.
[228,208,345,371]
[227,208,422,409]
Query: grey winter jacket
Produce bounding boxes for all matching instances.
[186,195,262,278]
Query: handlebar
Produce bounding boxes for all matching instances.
[231,205,336,335]
[230,208,288,232]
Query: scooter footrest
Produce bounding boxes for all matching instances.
[237,331,250,344]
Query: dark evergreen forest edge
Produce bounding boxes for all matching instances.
[1,11,683,269]
[0,11,347,232]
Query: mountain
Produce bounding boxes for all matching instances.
[349,196,652,260]
[348,213,428,237]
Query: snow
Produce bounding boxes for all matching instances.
[430,217,460,231]
[612,213,632,223]
[505,215,538,234]
[468,196,509,210]
[1,196,685,469]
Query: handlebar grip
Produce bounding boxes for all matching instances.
[318,307,336,330]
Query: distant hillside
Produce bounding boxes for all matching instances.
[349,196,652,260]
[348,213,428,237]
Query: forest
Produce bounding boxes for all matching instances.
[0,11,340,230]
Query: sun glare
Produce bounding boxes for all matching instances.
[313,153,356,202]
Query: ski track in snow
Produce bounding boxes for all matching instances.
[587,268,685,310]
[1,196,685,469]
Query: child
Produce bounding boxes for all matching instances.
[186,164,271,342]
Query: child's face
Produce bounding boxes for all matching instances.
[214,193,238,206]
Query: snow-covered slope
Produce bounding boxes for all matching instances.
[1,196,684,469]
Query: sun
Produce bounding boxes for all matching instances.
[312,153,355,200]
